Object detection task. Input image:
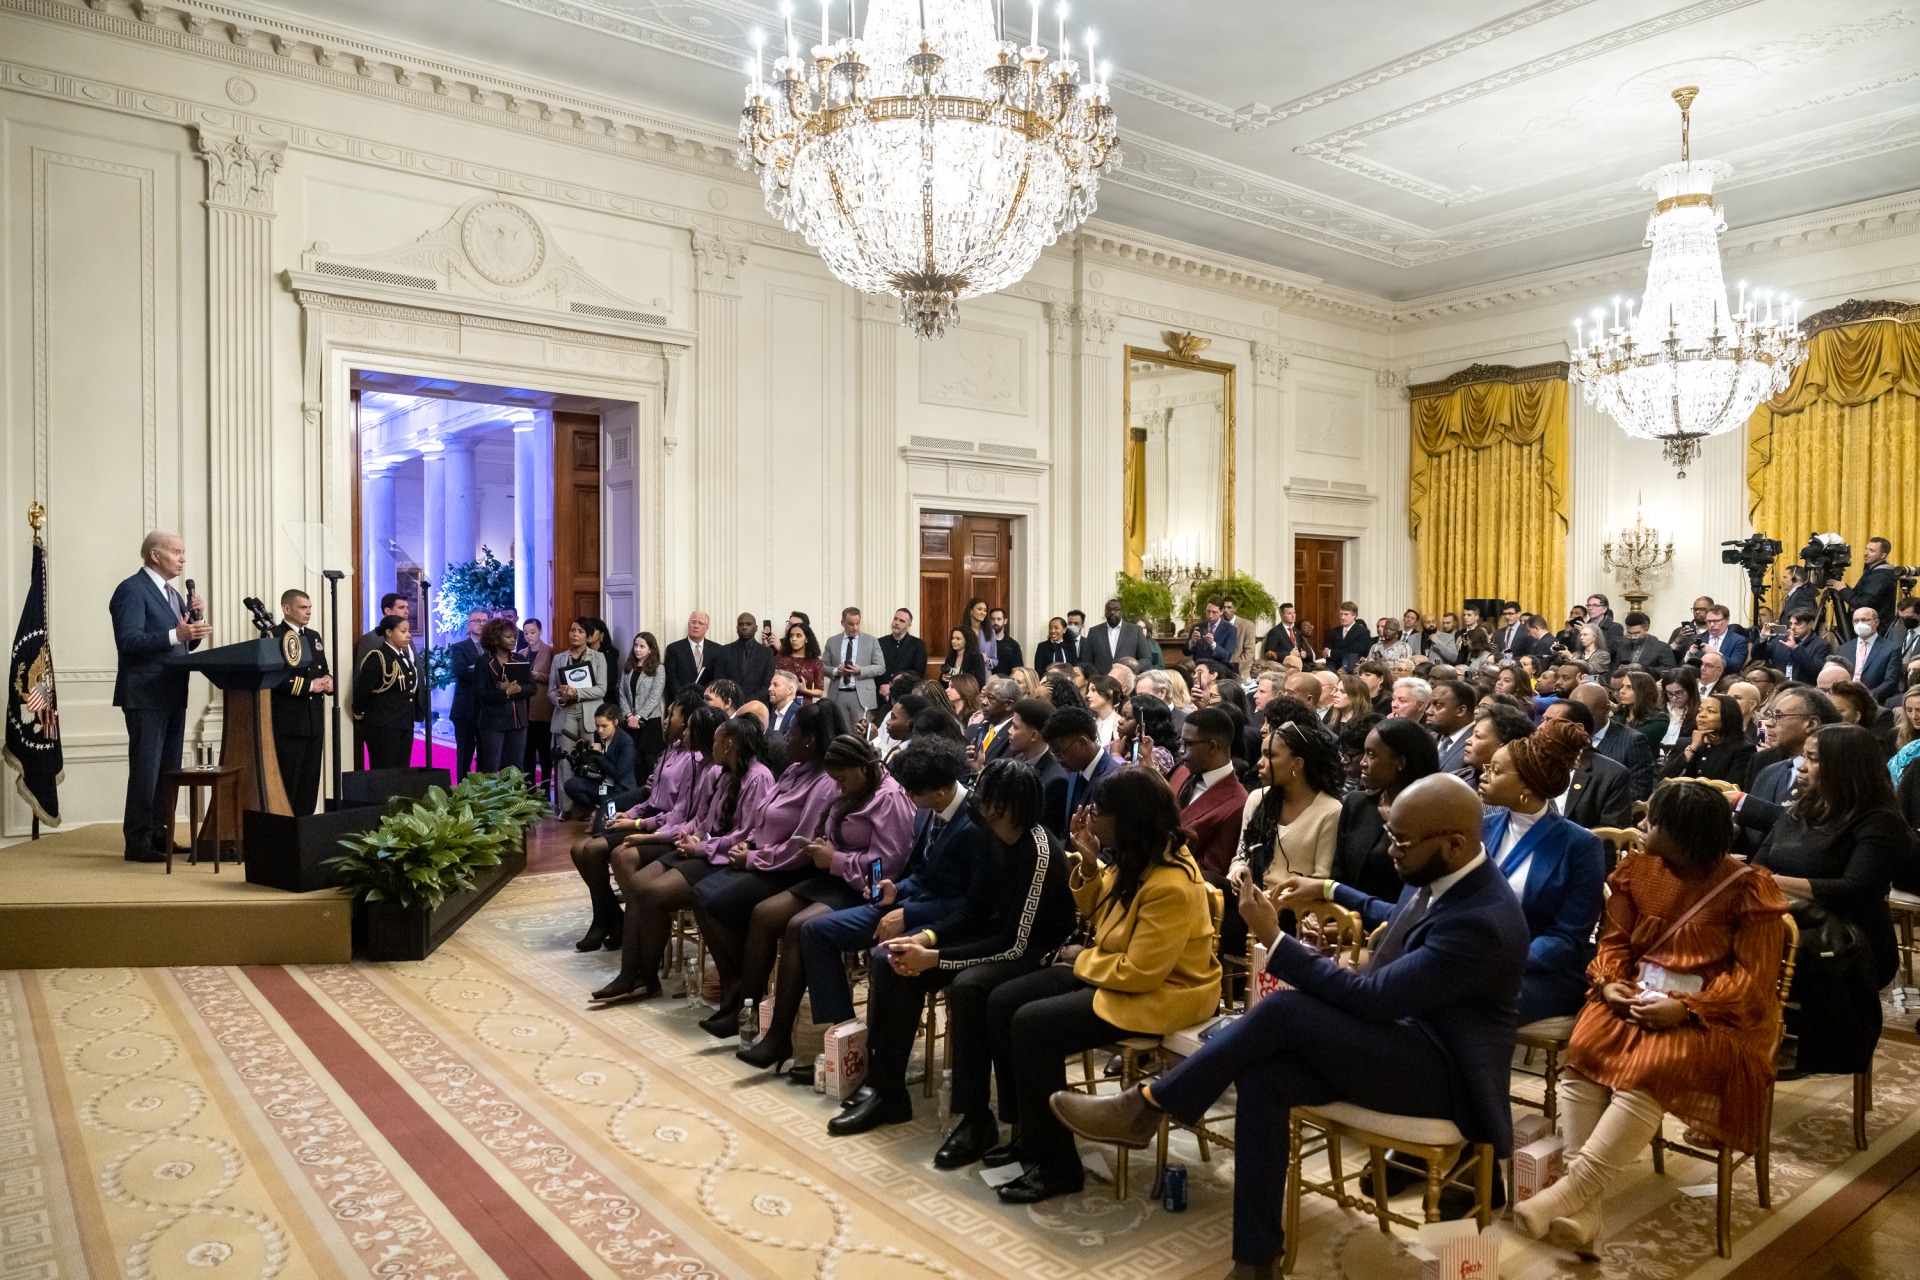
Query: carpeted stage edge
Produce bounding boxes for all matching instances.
[0,823,350,968]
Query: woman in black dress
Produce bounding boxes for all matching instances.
[1738,724,1915,1074]
[1331,716,1439,902]
[942,626,988,687]
[353,615,424,768]
[475,619,532,773]
[1033,616,1077,671]
[1661,693,1754,785]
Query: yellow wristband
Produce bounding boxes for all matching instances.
[1322,879,1336,901]
[921,930,937,947]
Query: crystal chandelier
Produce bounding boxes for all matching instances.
[738,0,1118,339]
[1569,88,1806,476]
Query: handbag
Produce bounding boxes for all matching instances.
[1792,902,1874,988]
[1633,863,1754,996]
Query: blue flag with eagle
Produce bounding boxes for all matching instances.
[5,514,61,825]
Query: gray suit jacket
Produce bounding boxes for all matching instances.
[822,631,885,710]
[1083,621,1149,669]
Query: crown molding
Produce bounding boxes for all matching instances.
[1408,360,1569,400]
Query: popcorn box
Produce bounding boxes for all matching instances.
[823,1020,868,1101]
[759,997,775,1041]
[1512,1112,1555,1148]
[1247,943,1289,1008]
[1408,1221,1500,1280]
[1513,1135,1564,1203]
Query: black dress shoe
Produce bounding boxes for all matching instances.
[125,849,167,863]
[785,1061,816,1086]
[698,1005,742,1039]
[1436,1171,1504,1221]
[575,923,609,952]
[980,1132,1023,1168]
[996,1167,1083,1204]
[840,1085,874,1110]
[736,1036,792,1070]
[934,1115,999,1170]
[1358,1154,1425,1201]
[826,1089,913,1136]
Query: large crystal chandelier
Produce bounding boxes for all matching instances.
[1569,88,1806,476]
[738,0,1118,338]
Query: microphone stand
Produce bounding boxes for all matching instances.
[419,577,434,770]
[322,569,344,805]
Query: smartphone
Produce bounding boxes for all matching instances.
[604,798,619,821]
[762,619,773,639]
[1130,737,1141,764]
[866,860,884,904]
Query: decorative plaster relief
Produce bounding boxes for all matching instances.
[919,324,1026,415]
[1295,386,1362,457]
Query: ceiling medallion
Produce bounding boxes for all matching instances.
[460,200,546,287]
[738,0,1118,339]
[1569,87,1806,477]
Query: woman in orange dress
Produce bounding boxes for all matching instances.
[1514,779,1787,1259]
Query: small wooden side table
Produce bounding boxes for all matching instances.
[156,763,245,873]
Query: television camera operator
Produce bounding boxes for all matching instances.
[1828,536,1903,634]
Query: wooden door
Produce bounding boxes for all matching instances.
[1294,536,1344,656]
[919,511,1012,678]
[551,412,602,631]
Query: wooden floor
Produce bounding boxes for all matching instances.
[1807,1163,1920,1280]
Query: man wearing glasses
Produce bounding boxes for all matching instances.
[1746,688,1840,804]
[1049,774,1527,1279]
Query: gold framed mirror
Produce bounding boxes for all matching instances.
[1123,331,1236,579]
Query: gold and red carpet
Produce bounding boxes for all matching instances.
[6,839,1920,1278]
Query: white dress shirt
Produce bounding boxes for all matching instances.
[1497,808,1543,898]
[1428,848,1489,903]
[144,564,183,647]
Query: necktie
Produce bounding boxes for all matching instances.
[982,723,999,753]
[1370,888,1431,968]
[1178,770,1200,808]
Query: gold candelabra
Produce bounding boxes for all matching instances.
[1600,508,1675,613]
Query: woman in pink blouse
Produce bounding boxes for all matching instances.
[733,734,916,1060]
[593,712,772,1004]
[567,693,700,952]
[692,702,847,1012]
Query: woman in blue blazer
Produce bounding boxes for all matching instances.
[1475,718,1608,1024]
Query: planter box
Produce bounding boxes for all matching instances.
[244,804,385,893]
[361,842,526,961]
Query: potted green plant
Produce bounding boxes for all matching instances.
[1114,571,1175,635]
[1180,571,1279,627]
[330,767,546,960]
[429,545,515,687]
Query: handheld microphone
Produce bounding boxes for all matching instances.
[183,579,199,621]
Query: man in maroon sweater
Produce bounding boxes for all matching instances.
[1164,707,1250,953]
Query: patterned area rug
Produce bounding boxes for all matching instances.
[4,870,1918,1280]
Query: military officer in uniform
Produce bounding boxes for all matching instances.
[271,588,332,815]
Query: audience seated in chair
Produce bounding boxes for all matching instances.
[827,757,1078,1145]
[1661,693,1754,785]
[1476,717,1609,1023]
[568,693,698,951]
[983,766,1222,1206]
[1332,716,1440,902]
[1541,699,1635,831]
[1050,774,1527,1278]
[1514,780,1788,1259]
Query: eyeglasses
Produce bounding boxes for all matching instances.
[1384,828,1446,851]
[1758,711,1812,723]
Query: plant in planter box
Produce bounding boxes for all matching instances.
[328,796,509,911]
[1180,571,1278,627]
[447,767,547,841]
[1114,571,1175,632]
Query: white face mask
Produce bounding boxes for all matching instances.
[1855,621,1875,638]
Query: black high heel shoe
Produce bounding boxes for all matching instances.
[575,923,609,952]
[736,1035,792,1070]
[698,1003,744,1039]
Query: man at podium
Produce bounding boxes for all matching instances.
[110,531,209,861]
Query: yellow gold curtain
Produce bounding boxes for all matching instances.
[1747,306,1920,608]
[1123,425,1147,576]
[1409,369,1569,618]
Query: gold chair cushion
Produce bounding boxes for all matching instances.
[1301,1102,1465,1149]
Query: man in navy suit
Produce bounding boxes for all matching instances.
[1685,603,1748,673]
[1184,596,1238,665]
[1841,606,1902,701]
[110,531,210,860]
[1039,706,1116,836]
[1051,775,1527,1276]
[1567,683,1654,800]
[1427,680,1477,776]
[968,678,1019,772]
[798,739,979,1036]
[1756,609,1831,683]
[447,607,489,781]
[1007,698,1071,842]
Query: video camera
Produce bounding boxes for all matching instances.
[1798,533,1851,584]
[1720,534,1782,588]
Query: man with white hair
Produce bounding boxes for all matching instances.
[110,530,210,861]
[664,611,715,702]
[1313,669,1339,719]
[1389,676,1432,722]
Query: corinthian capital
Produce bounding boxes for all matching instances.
[195,127,287,213]
[1252,342,1288,385]
[691,232,749,294]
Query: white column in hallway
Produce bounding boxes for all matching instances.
[364,467,396,623]
[421,448,445,640]
[443,436,479,576]
[513,421,539,623]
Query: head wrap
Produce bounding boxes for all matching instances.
[1507,717,1588,800]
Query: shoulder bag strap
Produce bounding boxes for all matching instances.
[1641,862,1755,963]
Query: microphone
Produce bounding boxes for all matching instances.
[183,578,200,621]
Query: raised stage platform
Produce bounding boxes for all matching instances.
[0,823,351,968]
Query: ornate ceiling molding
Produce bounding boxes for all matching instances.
[1407,360,1570,400]
[1800,297,1920,335]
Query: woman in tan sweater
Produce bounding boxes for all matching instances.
[981,766,1221,1204]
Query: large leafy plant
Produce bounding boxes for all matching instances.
[432,544,515,639]
[1181,571,1279,626]
[330,768,545,911]
[1114,571,1175,629]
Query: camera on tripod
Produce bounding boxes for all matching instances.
[1799,533,1851,584]
[1721,534,1782,584]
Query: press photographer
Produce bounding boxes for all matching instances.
[1828,535,1901,632]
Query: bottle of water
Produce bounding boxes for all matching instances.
[738,1000,759,1047]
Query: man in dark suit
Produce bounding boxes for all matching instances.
[269,589,332,816]
[1184,596,1238,666]
[662,611,717,703]
[1542,700,1632,829]
[985,608,1024,676]
[110,531,210,860]
[1747,686,1836,803]
[1832,536,1899,629]
[1667,596,1714,657]
[968,677,1020,768]
[1490,602,1527,658]
[1755,609,1830,682]
[1513,614,1558,662]
[1262,602,1312,669]
[720,611,775,706]
[1426,680,1477,776]
[766,669,802,738]
[1007,698,1070,842]
[1041,706,1117,837]
[445,607,488,782]
[1611,612,1676,672]
[1323,602,1373,672]
[1564,684,1653,801]
[1081,598,1150,669]
[1840,606,1902,701]
[1684,604,1748,673]
[1780,566,1819,623]
[1052,774,1527,1274]
[878,608,927,702]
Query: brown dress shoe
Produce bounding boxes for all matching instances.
[1048,1083,1162,1149]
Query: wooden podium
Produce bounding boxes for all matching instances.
[166,639,294,847]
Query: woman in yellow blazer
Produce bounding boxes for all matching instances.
[981,766,1222,1204]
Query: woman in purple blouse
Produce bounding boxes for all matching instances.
[592,713,771,1005]
[691,702,848,1014]
[732,734,916,1058]
[566,693,700,952]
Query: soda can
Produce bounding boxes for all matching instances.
[1161,1163,1188,1212]
[813,1054,827,1093]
